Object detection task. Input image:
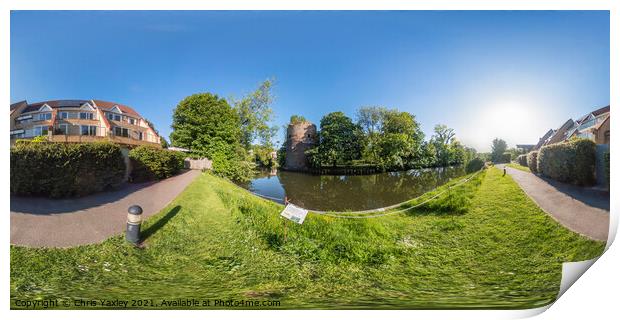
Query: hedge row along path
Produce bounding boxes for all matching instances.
[498,164,609,241]
[10,170,201,248]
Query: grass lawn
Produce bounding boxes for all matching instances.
[10,167,604,309]
[507,163,531,173]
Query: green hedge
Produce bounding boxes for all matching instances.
[604,152,610,187]
[537,138,596,186]
[11,141,126,198]
[128,146,186,182]
[527,151,538,173]
[516,154,528,166]
[466,158,485,173]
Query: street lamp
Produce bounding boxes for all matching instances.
[126,205,143,245]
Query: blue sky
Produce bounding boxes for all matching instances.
[11,11,609,151]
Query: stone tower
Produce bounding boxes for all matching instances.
[284,121,317,171]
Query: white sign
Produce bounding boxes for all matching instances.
[280,203,309,224]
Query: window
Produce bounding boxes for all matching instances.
[60,112,78,119]
[80,112,94,120]
[114,127,129,137]
[107,113,121,121]
[136,131,143,140]
[33,126,49,136]
[57,124,69,135]
[36,113,52,121]
[80,125,97,136]
[129,118,136,125]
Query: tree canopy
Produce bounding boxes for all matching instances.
[491,138,508,162]
[233,79,278,148]
[316,112,363,167]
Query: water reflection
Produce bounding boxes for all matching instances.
[238,166,465,211]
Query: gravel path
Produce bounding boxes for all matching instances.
[498,164,609,241]
[10,170,202,248]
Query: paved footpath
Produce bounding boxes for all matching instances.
[11,170,201,248]
[498,164,609,242]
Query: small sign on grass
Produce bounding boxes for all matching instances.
[280,203,308,224]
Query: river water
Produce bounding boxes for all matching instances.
[237,166,466,211]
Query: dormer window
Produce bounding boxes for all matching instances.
[35,113,52,121]
[107,112,121,121]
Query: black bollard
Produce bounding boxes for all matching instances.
[126,205,143,245]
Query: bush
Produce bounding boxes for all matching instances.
[527,151,538,173]
[11,141,125,198]
[465,158,485,173]
[516,154,528,166]
[537,138,596,186]
[498,152,511,164]
[129,146,185,182]
[604,152,610,187]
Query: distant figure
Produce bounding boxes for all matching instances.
[503,167,507,176]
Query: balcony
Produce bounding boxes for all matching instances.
[11,125,161,148]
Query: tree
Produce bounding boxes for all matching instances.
[233,79,278,149]
[431,124,456,166]
[432,124,455,145]
[317,112,363,167]
[491,138,508,162]
[357,106,386,135]
[170,93,252,181]
[160,136,170,148]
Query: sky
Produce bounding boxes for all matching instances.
[11,11,609,152]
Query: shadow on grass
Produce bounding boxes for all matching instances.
[140,205,182,242]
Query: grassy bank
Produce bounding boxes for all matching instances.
[10,168,604,309]
[507,163,531,173]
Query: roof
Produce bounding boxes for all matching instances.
[92,100,141,117]
[10,100,27,114]
[576,105,610,124]
[19,99,142,118]
[22,100,89,113]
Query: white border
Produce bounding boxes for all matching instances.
[1,1,616,320]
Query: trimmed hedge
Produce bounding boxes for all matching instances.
[11,141,126,198]
[466,158,485,173]
[516,154,528,166]
[129,146,186,182]
[604,152,610,187]
[527,151,538,173]
[537,138,596,186]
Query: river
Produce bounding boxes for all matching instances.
[237,166,466,211]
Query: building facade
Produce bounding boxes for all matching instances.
[529,105,610,150]
[10,99,160,147]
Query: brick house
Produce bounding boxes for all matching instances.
[10,99,160,148]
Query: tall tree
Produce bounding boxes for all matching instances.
[431,124,457,166]
[357,106,386,135]
[491,138,508,162]
[170,93,252,181]
[318,112,363,167]
[233,79,278,149]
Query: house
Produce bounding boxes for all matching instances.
[528,105,610,150]
[10,99,160,147]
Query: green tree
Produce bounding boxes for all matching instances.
[170,93,252,181]
[491,138,508,162]
[233,79,278,149]
[431,124,456,166]
[160,136,170,148]
[317,112,363,167]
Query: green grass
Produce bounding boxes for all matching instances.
[10,168,604,309]
[507,163,531,173]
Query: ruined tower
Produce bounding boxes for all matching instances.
[284,121,317,171]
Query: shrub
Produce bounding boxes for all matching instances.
[537,138,596,186]
[465,158,485,173]
[517,154,528,166]
[527,151,538,173]
[11,141,125,198]
[499,152,511,164]
[129,145,185,182]
[604,152,610,187]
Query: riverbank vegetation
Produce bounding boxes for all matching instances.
[11,167,604,309]
[301,106,478,172]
